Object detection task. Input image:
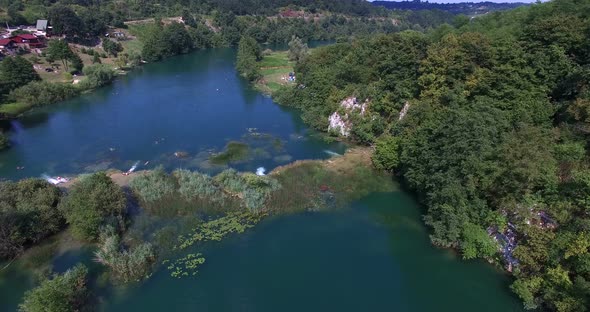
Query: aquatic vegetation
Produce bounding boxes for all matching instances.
[176,211,264,250]
[174,169,223,202]
[163,253,206,278]
[214,168,247,193]
[160,212,263,279]
[94,226,157,283]
[209,141,250,165]
[129,167,176,203]
[241,173,282,210]
[214,170,282,211]
[273,154,293,163]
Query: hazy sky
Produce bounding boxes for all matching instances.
[368,0,538,3]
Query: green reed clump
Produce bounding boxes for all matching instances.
[214,168,247,193]
[174,169,223,201]
[241,173,281,211]
[94,226,157,283]
[213,169,282,211]
[129,167,177,203]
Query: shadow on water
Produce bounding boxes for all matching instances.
[14,112,50,129]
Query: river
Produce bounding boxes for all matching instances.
[0,49,524,311]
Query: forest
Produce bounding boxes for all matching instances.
[273,0,590,310]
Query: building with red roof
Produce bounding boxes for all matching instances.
[11,34,45,49]
[0,38,16,51]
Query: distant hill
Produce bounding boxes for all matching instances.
[371,1,529,15]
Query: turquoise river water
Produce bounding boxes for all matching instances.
[0,49,523,311]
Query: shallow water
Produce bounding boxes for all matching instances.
[0,49,523,311]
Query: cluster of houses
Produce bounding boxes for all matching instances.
[0,20,49,56]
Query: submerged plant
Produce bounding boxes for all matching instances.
[209,141,250,165]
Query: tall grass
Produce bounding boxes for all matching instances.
[174,169,223,201]
[129,167,177,203]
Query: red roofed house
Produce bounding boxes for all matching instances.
[11,34,45,49]
[0,38,16,52]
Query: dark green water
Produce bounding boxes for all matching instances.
[0,49,523,311]
[99,193,523,312]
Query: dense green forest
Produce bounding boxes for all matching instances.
[274,0,590,310]
[0,0,454,44]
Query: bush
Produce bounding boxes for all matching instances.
[129,167,176,203]
[19,264,88,312]
[59,172,126,241]
[0,56,40,97]
[372,135,400,171]
[214,170,281,211]
[80,64,117,89]
[242,173,281,211]
[214,169,246,193]
[92,54,101,64]
[62,72,73,81]
[94,226,156,283]
[174,169,222,201]
[0,179,63,259]
[102,39,123,57]
[9,81,80,107]
[69,53,84,73]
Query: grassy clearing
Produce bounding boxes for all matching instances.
[258,51,291,67]
[256,50,295,95]
[120,38,143,56]
[127,24,154,40]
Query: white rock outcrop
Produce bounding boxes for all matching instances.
[328,97,368,137]
[399,101,410,120]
